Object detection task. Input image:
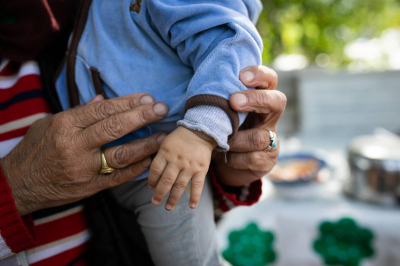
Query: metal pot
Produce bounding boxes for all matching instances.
[344,134,400,206]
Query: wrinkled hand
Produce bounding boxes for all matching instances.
[148,127,217,211]
[1,94,168,216]
[212,66,287,186]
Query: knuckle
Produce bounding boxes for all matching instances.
[172,181,187,191]
[249,129,268,150]
[159,147,170,156]
[191,179,204,190]
[127,96,139,109]
[276,91,287,104]
[112,146,129,167]
[269,91,287,113]
[102,116,124,140]
[48,114,63,130]
[63,109,86,128]
[149,165,163,177]
[97,101,117,118]
[251,91,270,108]
[271,91,287,104]
[278,93,288,110]
[160,176,175,186]
[136,108,151,125]
[249,152,268,169]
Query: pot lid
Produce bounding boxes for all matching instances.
[349,135,400,160]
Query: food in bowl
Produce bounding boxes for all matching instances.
[267,154,327,184]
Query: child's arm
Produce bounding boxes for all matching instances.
[147,0,263,209]
[147,0,263,150]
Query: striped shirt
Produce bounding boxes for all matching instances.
[0,58,262,266]
[0,59,90,266]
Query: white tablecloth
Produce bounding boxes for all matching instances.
[217,181,400,266]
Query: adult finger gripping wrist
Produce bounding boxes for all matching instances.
[240,70,255,83]
[231,93,248,108]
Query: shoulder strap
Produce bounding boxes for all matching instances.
[66,0,93,107]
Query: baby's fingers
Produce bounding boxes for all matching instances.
[165,170,191,211]
[189,173,206,209]
[152,164,180,206]
[148,154,167,189]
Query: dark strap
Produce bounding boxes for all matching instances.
[39,0,155,264]
[66,0,93,107]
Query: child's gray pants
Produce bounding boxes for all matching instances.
[110,175,222,266]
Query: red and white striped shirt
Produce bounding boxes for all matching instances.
[0,58,262,265]
[0,60,90,266]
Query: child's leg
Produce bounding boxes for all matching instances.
[111,176,221,266]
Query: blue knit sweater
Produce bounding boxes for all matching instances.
[56,0,263,178]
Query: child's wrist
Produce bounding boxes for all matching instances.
[179,126,217,148]
[192,130,217,147]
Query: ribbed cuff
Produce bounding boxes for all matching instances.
[184,94,239,139]
[0,162,36,255]
[210,166,262,217]
[178,105,232,151]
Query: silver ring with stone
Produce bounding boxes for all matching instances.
[264,130,277,152]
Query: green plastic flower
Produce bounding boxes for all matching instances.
[223,223,276,266]
[313,218,375,266]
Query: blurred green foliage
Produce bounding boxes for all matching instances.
[257,0,400,66]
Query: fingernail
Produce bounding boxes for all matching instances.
[156,133,166,145]
[88,95,104,104]
[148,185,154,189]
[153,103,168,116]
[142,157,151,167]
[241,70,255,83]
[140,95,154,105]
[232,93,247,107]
[152,198,160,205]
[190,203,196,209]
[165,204,172,211]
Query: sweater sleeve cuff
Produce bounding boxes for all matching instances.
[0,162,36,258]
[209,166,262,217]
[184,94,240,139]
[178,105,232,151]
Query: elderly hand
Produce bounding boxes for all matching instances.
[212,66,287,187]
[0,94,168,216]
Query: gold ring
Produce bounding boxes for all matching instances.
[99,150,115,175]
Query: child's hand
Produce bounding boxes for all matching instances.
[148,126,217,211]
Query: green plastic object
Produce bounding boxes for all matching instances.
[313,218,375,266]
[223,223,276,266]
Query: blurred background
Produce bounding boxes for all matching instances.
[217,1,400,265]
[259,0,400,71]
